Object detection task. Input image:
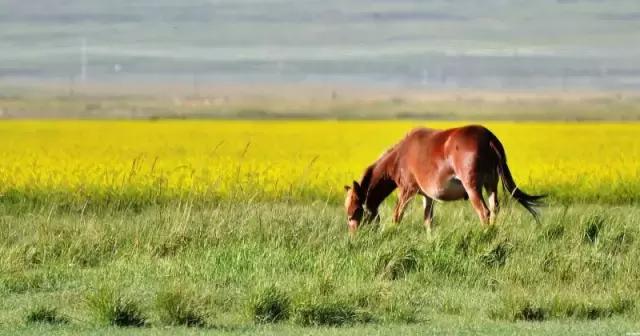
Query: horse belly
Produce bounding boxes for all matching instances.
[427,177,467,202]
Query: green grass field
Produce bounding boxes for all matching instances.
[1,116,640,335]
[2,201,640,335]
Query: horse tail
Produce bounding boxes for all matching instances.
[489,137,546,222]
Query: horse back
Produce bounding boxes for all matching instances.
[383,125,497,178]
[399,125,498,188]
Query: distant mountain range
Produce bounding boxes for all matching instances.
[1,0,639,89]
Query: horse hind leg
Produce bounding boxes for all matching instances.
[484,175,499,225]
[462,178,490,226]
[422,195,435,232]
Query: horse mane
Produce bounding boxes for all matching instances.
[358,164,375,195]
[359,141,401,197]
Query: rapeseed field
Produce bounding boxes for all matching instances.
[0,121,638,208]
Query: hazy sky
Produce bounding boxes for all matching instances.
[1,0,639,89]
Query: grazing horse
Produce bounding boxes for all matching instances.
[344,125,544,236]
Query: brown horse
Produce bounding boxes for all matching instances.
[344,125,544,236]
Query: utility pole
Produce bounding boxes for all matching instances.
[80,37,87,82]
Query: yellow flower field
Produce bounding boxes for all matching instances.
[0,121,638,207]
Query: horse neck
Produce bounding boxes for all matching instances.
[362,162,396,213]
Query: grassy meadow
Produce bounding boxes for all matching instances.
[1,118,640,335]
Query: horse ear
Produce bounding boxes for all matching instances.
[352,181,362,193]
[344,185,351,192]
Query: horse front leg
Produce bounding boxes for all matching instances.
[392,188,415,224]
